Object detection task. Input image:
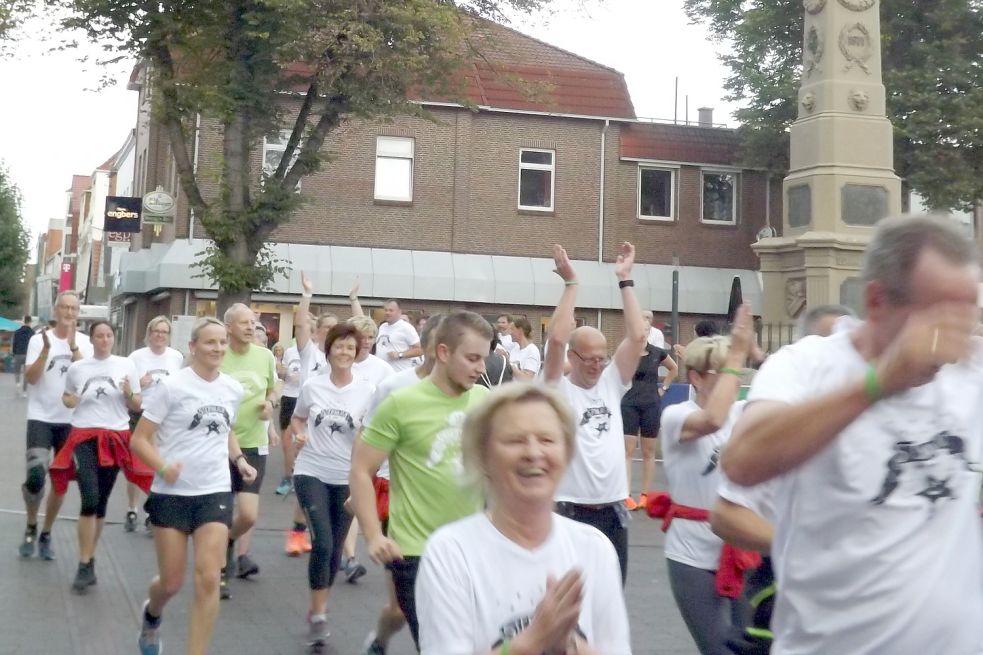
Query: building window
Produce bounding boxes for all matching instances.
[262,130,301,191]
[518,149,555,211]
[702,171,739,224]
[375,136,414,202]
[637,167,674,220]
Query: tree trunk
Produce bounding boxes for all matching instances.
[216,287,253,318]
[214,237,259,316]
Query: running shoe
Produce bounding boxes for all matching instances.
[285,529,305,557]
[306,613,330,647]
[275,477,292,496]
[343,557,367,584]
[125,510,138,533]
[301,530,312,553]
[144,516,154,537]
[236,554,259,579]
[37,531,55,560]
[18,525,36,558]
[624,497,638,511]
[72,561,97,594]
[137,600,162,655]
[362,631,386,655]
[219,567,230,600]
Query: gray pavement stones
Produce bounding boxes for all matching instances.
[0,372,698,654]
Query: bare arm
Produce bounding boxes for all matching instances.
[610,242,648,385]
[710,498,774,553]
[400,343,423,360]
[25,331,49,385]
[349,277,364,317]
[678,304,752,441]
[296,271,314,352]
[661,354,678,390]
[62,392,79,408]
[544,245,578,383]
[350,437,403,563]
[131,416,166,473]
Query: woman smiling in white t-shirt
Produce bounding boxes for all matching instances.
[291,322,376,650]
[416,383,631,655]
[51,319,145,595]
[656,305,753,655]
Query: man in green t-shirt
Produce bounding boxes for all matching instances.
[351,311,493,650]
[219,303,277,599]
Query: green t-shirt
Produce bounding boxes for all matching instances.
[220,344,276,449]
[362,378,488,556]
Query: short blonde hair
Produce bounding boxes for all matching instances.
[462,383,576,487]
[683,335,732,374]
[191,316,225,342]
[347,315,378,338]
[145,315,171,342]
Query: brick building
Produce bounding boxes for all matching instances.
[113,20,779,352]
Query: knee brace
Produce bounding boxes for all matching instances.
[23,448,50,499]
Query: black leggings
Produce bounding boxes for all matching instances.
[555,502,628,585]
[293,475,352,590]
[74,439,119,518]
[666,558,750,655]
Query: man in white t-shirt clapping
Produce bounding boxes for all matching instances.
[723,216,983,655]
[509,316,541,381]
[543,242,648,584]
[375,299,422,373]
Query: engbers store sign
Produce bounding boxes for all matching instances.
[104,196,142,233]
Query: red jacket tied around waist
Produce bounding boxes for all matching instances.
[50,428,154,496]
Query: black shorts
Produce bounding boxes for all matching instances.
[387,556,422,649]
[278,396,298,431]
[230,448,266,494]
[26,420,71,452]
[622,397,662,439]
[145,492,234,534]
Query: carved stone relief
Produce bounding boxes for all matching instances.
[837,0,875,11]
[848,89,869,111]
[804,0,827,14]
[801,92,816,113]
[785,278,808,319]
[839,23,873,74]
[804,25,825,77]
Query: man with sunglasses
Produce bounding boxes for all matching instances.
[543,242,649,584]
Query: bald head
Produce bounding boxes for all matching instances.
[569,326,606,351]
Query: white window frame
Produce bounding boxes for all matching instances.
[374,136,415,202]
[262,130,301,191]
[517,148,555,212]
[636,165,676,221]
[700,169,740,225]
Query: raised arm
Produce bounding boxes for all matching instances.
[611,242,648,385]
[349,277,364,317]
[543,244,578,383]
[295,271,314,352]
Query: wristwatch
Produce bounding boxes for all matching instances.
[397,352,404,359]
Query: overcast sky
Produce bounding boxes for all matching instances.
[0,0,737,244]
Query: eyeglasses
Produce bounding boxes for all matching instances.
[151,330,170,336]
[570,350,610,367]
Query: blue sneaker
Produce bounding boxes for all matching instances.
[138,601,162,655]
[275,477,292,496]
[18,526,36,558]
[38,532,55,561]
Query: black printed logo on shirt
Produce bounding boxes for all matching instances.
[81,375,118,398]
[702,446,721,476]
[313,408,355,434]
[189,405,232,431]
[147,369,170,384]
[580,405,612,437]
[47,354,73,376]
[871,431,981,507]
[493,616,585,651]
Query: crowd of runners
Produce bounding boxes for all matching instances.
[13,215,983,655]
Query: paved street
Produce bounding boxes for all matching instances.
[1,372,698,655]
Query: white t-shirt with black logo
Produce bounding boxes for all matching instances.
[293,375,375,485]
[280,345,304,398]
[142,367,244,496]
[661,399,745,570]
[352,354,394,387]
[555,365,631,504]
[417,512,631,655]
[128,346,185,406]
[26,332,93,424]
[513,343,542,375]
[748,332,983,655]
[376,319,420,372]
[64,355,141,431]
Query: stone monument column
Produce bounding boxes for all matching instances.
[754,0,902,325]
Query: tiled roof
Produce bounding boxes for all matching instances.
[620,122,741,165]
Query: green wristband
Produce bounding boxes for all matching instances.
[500,639,510,655]
[564,280,578,287]
[864,363,882,401]
[157,463,168,476]
[719,367,742,377]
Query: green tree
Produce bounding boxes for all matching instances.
[0,165,32,316]
[57,0,551,311]
[685,0,983,211]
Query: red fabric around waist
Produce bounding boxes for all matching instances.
[50,427,154,496]
[646,490,761,598]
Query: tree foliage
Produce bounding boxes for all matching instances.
[685,0,983,211]
[55,0,552,311]
[0,165,32,316]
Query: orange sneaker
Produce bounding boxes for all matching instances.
[301,530,312,553]
[638,494,649,510]
[624,497,638,511]
[285,529,305,557]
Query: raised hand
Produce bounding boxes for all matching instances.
[614,241,635,280]
[728,304,754,360]
[41,328,50,350]
[349,276,360,298]
[301,271,313,296]
[552,244,576,282]
[513,569,585,654]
